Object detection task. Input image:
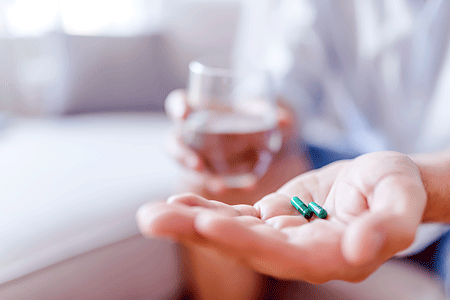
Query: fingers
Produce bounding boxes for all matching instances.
[164,89,206,174]
[165,89,190,121]
[328,179,367,223]
[276,163,345,207]
[265,215,309,230]
[255,192,308,221]
[165,90,296,134]
[234,215,265,226]
[341,178,426,266]
[136,194,213,240]
[167,193,257,217]
[193,211,298,275]
[233,204,259,217]
[164,131,230,194]
[165,135,203,171]
[232,216,288,241]
[194,211,284,255]
[136,202,198,240]
[137,193,259,241]
[193,211,350,282]
[167,193,214,207]
[342,211,412,267]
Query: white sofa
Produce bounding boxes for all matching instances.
[0,1,447,298]
[0,113,446,300]
[0,113,184,299]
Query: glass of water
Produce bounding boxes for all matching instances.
[181,55,282,188]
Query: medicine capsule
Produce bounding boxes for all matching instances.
[291,197,313,219]
[308,202,327,219]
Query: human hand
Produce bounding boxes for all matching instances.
[137,151,426,283]
[164,89,303,197]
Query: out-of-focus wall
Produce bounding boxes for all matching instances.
[0,0,241,115]
[64,34,178,114]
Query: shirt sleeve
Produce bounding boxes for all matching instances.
[396,223,450,257]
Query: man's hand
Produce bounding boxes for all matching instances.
[159,89,312,299]
[137,151,427,283]
[164,89,307,202]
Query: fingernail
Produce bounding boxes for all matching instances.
[166,95,187,120]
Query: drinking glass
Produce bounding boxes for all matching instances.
[181,55,282,188]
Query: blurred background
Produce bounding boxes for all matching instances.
[1,0,448,299]
[0,1,243,299]
[0,0,241,117]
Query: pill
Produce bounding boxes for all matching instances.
[291,196,313,219]
[308,202,327,219]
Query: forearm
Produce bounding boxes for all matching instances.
[411,149,450,223]
[183,245,266,300]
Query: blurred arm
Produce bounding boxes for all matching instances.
[413,150,450,223]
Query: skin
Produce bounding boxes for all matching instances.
[158,89,308,299]
[138,89,450,298]
[138,150,438,286]
[412,150,450,223]
[164,89,304,202]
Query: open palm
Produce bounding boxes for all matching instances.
[137,151,426,283]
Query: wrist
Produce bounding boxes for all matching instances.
[185,245,266,300]
[411,150,450,223]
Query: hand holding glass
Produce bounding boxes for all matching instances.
[181,56,282,188]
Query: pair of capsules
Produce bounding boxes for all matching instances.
[291,196,327,219]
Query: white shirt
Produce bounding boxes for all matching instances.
[234,0,450,255]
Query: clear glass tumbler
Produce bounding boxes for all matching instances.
[181,55,282,188]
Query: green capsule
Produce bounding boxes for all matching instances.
[308,202,327,219]
[291,197,313,219]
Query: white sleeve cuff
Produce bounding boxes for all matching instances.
[395,223,450,257]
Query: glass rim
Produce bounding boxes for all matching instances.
[189,55,236,78]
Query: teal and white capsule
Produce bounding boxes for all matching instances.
[291,197,313,219]
[308,202,327,219]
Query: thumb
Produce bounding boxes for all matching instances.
[341,212,416,266]
[164,89,190,121]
